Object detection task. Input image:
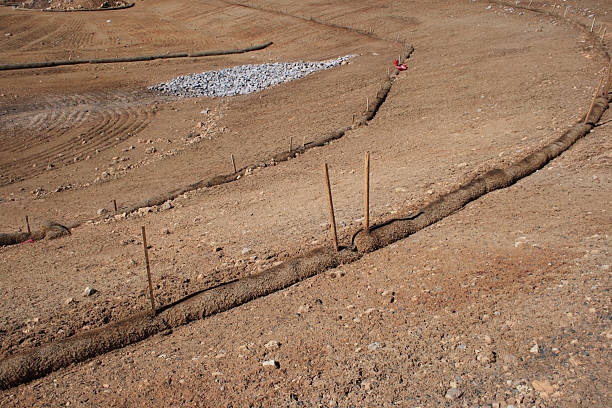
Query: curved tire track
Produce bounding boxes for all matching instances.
[0,91,158,185]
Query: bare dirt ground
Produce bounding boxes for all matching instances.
[0,0,610,406]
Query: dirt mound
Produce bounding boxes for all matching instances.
[3,0,129,10]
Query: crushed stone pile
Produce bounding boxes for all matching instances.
[150,55,353,98]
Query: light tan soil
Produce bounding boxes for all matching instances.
[0,0,610,406]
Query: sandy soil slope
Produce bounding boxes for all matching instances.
[0,0,610,406]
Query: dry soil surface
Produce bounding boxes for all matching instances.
[0,0,610,406]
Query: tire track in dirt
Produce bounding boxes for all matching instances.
[0,91,160,185]
[1,16,60,50]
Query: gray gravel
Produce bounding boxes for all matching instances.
[150,55,353,98]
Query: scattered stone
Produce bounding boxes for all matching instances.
[64,298,75,305]
[264,340,281,350]
[532,380,554,395]
[367,342,382,351]
[529,344,539,354]
[83,287,96,296]
[161,201,173,211]
[262,359,280,368]
[145,146,157,154]
[242,247,252,255]
[476,350,496,364]
[97,208,107,215]
[445,387,463,400]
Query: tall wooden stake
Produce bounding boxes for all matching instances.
[323,164,339,251]
[366,97,369,112]
[231,153,237,173]
[141,226,155,313]
[585,77,605,124]
[113,199,117,212]
[364,151,370,232]
[289,136,293,152]
[25,215,30,235]
[591,18,596,33]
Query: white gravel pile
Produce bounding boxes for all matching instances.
[150,55,353,98]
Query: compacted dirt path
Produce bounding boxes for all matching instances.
[0,0,610,406]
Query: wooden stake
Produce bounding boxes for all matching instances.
[605,58,612,96]
[25,215,30,235]
[564,6,568,18]
[231,153,237,173]
[323,163,339,251]
[352,113,355,123]
[528,0,533,7]
[584,77,604,124]
[602,27,607,42]
[364,152,370,232]
[113,199,117,212]
[366,97,369,112]
[289,136,293,152]
[591,18,595,33]
[302,135,306,150]
[141,226,155,313]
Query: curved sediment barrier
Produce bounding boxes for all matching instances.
[0,46,412,246]
[0,41,273,71]
[353,96,610,252]
[0,247,358,390]
[0,91,608,389]
[0,3,610,391]
[0,2,135,12]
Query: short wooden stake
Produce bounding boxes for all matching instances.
[323,163,339,251]
[584,76,604,124]
[113,199,117,212]
[364,152,370,232]
[366,97,369,112]
[302,135,306,150]
[601,27,607,42]
[289,136,293,152]
[564,6,568,18]
[25,215,30,235]
[605,58,612,96]
[231,153,237,173]
[352,113,355,123]
[141,226,155,313]
[591,18,595,33]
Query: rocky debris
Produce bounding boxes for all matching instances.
[160,201,173,211]
[445,387,463,400]
[83,287,96,297]
[262,359,280,368]
[264,340,280,350]
[97,208,107,216]
[150,55,354,98]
